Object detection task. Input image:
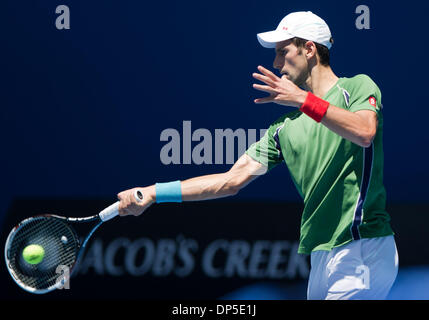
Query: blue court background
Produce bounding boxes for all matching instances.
[1,0,428,300]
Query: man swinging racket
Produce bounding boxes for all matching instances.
[117,11,398,300]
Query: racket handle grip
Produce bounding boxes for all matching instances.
[99,190,144,221]
[99,202,120,222]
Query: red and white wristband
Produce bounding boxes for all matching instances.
[299,92,330,123]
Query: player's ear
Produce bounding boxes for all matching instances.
[304,41,317,59]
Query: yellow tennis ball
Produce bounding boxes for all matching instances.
[22,244,45,265]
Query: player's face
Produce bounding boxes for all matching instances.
[273,40,309,87]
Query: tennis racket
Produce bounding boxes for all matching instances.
[4,190,144,294]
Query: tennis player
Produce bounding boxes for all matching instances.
[117,11,398,300]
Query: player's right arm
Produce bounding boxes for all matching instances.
[181,153,267,201]
[117,154,267,216]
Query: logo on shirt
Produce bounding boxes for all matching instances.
[369,97,377,108]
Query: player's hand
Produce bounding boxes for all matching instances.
[252,65,307,107]
[117,186,155,217]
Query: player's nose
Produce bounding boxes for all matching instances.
[272,56,282,71]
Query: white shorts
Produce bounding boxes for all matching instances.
[307,235,399,300]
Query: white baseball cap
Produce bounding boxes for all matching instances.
[257,11,333,49]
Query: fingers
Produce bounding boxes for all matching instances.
[257,65,280,82]
[117,195,130,216]
[119,204,141,217]
[118,202,129,216]
[252,72,277,87]
[117,189,141,217]
[252,66,281,104]
[117,192,126,216]
[254,95,275,104]
[252,83,278,94]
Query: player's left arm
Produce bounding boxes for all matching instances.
[320,107,377,147]
[252,65,377,147]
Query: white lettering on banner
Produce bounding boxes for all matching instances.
[153,239,176,276]
[75,239,104,275]
[248,240,271,278]
[76,237,309,280]
[175,236,199,277]
[105,237,130,276]
[201,240,308,279]
[202,239,228,277]
[125,238,155,276]
[225,240,250,277]
[266,241,289,278]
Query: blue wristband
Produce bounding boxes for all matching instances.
[155,180,182,203]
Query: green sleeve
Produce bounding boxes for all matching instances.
[348,74,382,117]
[245,115,287,171]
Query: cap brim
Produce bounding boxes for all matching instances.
[257,30,294,48]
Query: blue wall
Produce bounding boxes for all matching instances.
[1,0,428,221]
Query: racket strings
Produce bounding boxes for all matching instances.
[6,217,79,292]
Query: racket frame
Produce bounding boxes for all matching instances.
[4,191,143,294]
[4,213,101,294]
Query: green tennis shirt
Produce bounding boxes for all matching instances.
[246,74,394,254]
